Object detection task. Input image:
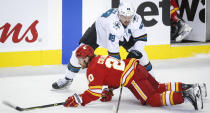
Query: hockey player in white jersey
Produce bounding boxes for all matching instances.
[52,2,155,89]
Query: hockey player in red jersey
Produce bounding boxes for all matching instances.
[64,45,205,110]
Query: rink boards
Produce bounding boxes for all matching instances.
[0,0,210,67]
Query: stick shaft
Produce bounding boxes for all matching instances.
[22,102,65,111]
[116,85,123,113]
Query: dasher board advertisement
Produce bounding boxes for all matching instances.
[0,0,61,52]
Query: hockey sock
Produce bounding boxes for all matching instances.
[171,13,179,22]
[170,0,180,22]
[157,82,184,93]
[146,91,184,107]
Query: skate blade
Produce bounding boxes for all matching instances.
[200,83,207,97]
[196,85,204,110]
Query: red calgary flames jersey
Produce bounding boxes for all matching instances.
[80,55,139,106]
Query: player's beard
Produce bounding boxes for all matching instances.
[84,61,89,68]
[81,62,87,69]
[81,58,91,69]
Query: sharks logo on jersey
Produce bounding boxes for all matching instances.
[113,21,121,30]
[133,15,139,23]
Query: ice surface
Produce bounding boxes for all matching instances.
[0,54,210,113]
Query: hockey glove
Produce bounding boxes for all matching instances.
[64,93,83,107]
[100,88,114,102]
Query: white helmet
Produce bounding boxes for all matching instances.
[118,2,135,17]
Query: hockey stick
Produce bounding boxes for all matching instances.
[116,85,123,113]
[2,101,65,111]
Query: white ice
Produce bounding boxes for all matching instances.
[0,54,210,113]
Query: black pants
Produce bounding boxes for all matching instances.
[79,23,99,50]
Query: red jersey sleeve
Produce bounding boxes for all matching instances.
[80,56,107,106]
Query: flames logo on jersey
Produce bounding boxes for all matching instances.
[88,74,94,82]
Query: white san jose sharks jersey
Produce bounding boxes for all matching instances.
[95,8,146,53]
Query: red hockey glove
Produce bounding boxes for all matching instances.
[100,88,114,102]
[64,93,83,107]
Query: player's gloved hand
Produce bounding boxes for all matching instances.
[100,88,114,102]
[64,93,83,107]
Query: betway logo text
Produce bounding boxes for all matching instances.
[0,20,39,43]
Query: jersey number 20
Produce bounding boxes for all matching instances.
[105,57,125,71]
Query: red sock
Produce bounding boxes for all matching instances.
[146,91,184,107]
[157,82,183,93]
[156,83,167,93]
[171,13,179,22]
[170,0,180,22]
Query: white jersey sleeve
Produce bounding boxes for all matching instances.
[130,14,147,39]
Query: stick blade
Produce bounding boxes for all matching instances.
[2,101,24,111]
[2,101,16,109]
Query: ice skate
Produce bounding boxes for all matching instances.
[194,84,204,110]
[175,21,192,42]
[52,78,73,89]
[183,85,203,110]
[191,83,207,98]
[199,83,207,98]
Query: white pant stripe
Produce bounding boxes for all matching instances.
[171,82,175,91]
[166,91,171,106]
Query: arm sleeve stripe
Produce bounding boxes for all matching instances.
[89,89,102,94]
[87,89,102,97]
[133,34,147,42]
[89,86,102,89]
